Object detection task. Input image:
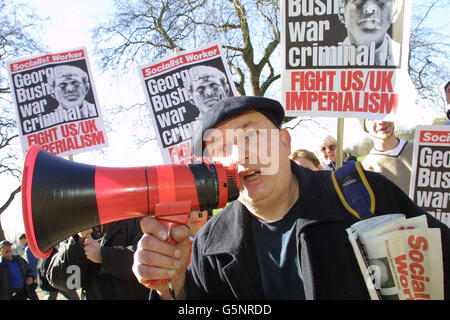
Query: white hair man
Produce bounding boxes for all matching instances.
[48,65,97,120]
[183,65,231,116]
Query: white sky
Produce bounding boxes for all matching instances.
[1,0,448,240]
[31,0,113,50]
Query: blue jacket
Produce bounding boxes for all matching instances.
[0,255,34,300]
[25,244,39,278]
[185,161,450,299]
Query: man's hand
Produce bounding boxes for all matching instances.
[132,216,191,300]
[77,229,92,246]
[26,277,33,286]
[83,238,102,263]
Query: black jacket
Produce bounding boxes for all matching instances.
[185,162,450,299]
[37,248,59,292]
[0,255,34,300]
[46,218,149,299]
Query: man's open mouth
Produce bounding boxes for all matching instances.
[241,169,261,182]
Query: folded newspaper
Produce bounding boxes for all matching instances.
[346,214,443,300]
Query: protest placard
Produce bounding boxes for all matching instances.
[139,40,238,164]
[347,214,444,300]
[7,47,108,157]
[409,125,450,228]
[281,0,412,119]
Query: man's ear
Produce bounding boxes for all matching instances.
[84,82,90,94]
[279,128,292,154]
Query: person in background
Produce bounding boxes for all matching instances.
[289,149,323,171]
[37,246,80,300]
[360,119,413,195]
[188,210,211,239]
[0,240,34,300]
[319,135,338,170]
[187,210,211,266]
[46,219,149,300]
[445,81,450,105]
[318,135,355,171]
[444,81,450,125]
[12,233,26,256]
[23,234,39,300]
[346,152,357,161]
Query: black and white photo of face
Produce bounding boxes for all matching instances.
[51,65,90,110]
[340,0,399,47]
[185,65,230,115]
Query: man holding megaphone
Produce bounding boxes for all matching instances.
[133,96,450,300]
[21,121,240,299]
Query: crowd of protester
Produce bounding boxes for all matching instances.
[1,82,449,300]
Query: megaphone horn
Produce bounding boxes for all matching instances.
[22,145,239,259]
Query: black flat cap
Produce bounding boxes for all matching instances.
[191,96,285,156]
[0,240,12,248]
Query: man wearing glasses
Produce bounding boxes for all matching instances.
[319,135,355,171]
[319,135,337,170]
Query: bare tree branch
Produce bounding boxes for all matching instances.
[0,0,46,222]
[93,0,281,97]
[0,186,20,215]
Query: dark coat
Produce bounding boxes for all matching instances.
[37,249,59,292]
[185,162,450,299]
[0,255,34,300]
[46,218,149,299]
